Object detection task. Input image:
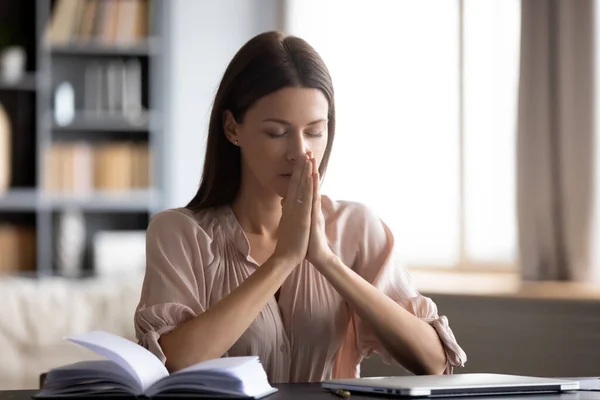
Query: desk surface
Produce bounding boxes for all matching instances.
[0,384,599,400]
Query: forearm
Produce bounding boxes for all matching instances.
[160,256,293,372]
[317,254,447,375]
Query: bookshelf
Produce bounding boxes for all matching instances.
[49,111,154,131]
[0,0,167,277]
[0,74,38,91]
[0,189,38,211]
[48,40,159,56]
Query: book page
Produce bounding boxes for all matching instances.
[146,356,278,399]
[40,360,139,394]
[175,356,259,374]
[67,331,169,393]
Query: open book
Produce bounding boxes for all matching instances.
[36,331,278,399]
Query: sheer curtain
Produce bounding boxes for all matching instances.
[517,0,596,282]
[285,0,520,268]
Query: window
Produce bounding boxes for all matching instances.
[286,0,521,269]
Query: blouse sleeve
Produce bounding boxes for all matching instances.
[349,204,467,374]
[134,210,210,364]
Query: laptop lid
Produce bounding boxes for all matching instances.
[321,373,580,397]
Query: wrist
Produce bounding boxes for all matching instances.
[313,250,339,270]
[268,252,301,271]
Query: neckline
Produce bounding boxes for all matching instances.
[218,195,333,267]
[218,205,258,265]
[218,205,289,308]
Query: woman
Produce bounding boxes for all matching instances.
[134,31,466,383]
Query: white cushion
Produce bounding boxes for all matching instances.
[0,273,143,390]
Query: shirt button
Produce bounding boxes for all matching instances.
[280,345,286,352]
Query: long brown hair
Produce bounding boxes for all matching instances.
[186,31,336,212]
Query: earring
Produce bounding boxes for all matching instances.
[233,140,239,146]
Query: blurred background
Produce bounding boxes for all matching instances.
[0,0,599,390]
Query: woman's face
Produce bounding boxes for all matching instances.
[225,87,329,198]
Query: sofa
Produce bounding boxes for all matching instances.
[0,273,144,390]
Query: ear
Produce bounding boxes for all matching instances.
[223,110,240,145]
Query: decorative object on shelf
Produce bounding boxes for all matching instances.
[55,208,86,278]
[0,102,11,194]
[54,82,75,126]
[93,230,146,276]
[0,46,26,84]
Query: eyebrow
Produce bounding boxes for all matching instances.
[262,118,327,126]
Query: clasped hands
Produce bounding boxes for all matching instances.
[273,151,335,269]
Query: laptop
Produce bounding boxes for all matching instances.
[322,373,580,397]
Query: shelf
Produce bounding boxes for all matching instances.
[0,189,158,212]
[47,40,159,57]
[50,111,152,132]
[0,74,37,91]
[40,190,158,211]
[0,189,38,211]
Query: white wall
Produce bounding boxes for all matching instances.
[164,0,282,209]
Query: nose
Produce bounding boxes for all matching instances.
[286,132,308,162]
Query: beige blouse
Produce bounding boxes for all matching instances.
[134,196,467,383]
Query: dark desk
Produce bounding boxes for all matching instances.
[0,384,599,400]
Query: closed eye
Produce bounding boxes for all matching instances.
[266,131,323,138]
[266,131,287,138]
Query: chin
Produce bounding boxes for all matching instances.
[272,182,288,199]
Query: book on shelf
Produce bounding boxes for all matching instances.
[0,224,36,274]
[44,142,149,194]
[36,331,278,399]
[82,58,144,121]
[0,104,11,194]
[46,0,149,46]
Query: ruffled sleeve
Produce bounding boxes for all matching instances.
[349,204,467,374]
[134,209,210,364]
